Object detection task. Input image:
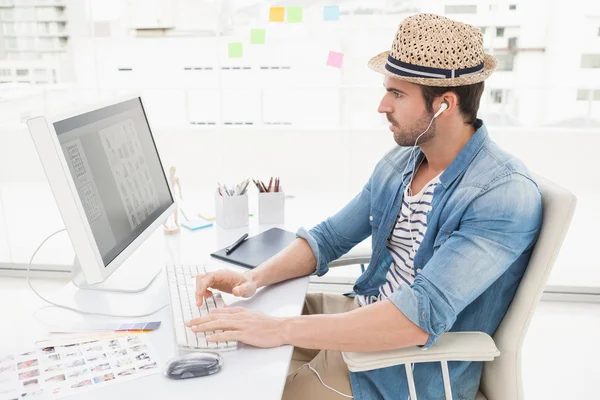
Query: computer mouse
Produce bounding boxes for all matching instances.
[163,352,223,380]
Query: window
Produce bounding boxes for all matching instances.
[490,89,504,104]
[7,52,38,60]
[581,54,600,68]
[496,27,505,37]
[0,68,11,77]
[445,5,477,14]
[33,68,47,79]
[37,22,49,34]
[509,4,517,10]
[38,37,58,50]
[576,89,590,101]
[508,37,518,49]
[2,22,14,35]
[15,69,29,77]
[14,22,35,35]
[5,38,17,49]
[36,7,62,20]
[576,89,600,101]
[1,9,14,20]
[495,52,514,71]
[14,7,36,20]
[598,26,600,37]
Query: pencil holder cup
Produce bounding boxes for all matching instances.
[215,192,249,229]
[258,191,285,225]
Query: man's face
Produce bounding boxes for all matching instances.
[378,76,437,147]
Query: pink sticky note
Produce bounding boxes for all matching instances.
[327,51,344,68]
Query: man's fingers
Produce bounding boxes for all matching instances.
[206,331,240,343]
[195,272,215,305]
[232,283,253,298]
[208,307,245,314]
[195,272,214,291]
[195,272,210,294]
[186,308,245,326]
[195,289,213,306]
[190,320,242,332]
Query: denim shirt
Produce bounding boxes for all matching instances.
[297,120,543,400]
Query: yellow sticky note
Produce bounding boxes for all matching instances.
[269,7,285,22]
[287,7,303,23]
[228,42,243,58]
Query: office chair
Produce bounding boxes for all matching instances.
[334,175,576,400]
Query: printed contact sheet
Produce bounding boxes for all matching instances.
[0,333,159,399]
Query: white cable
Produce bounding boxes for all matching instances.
[27,229,168,319]
[406,363,416,400]
[301,363,353,398]
[401,112,438,257]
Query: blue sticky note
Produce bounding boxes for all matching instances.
[324,5,340,21]
[182,218,213,231]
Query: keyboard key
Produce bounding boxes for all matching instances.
[196,334,208,348]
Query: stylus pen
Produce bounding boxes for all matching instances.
[225,233,248,255]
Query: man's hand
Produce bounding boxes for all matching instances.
[185,307,287,348]
[195,269,257,306]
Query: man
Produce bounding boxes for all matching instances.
[187,13,543,400]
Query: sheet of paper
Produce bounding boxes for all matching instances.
[0,333,160,399]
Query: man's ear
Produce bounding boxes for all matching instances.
[436,93,459,116]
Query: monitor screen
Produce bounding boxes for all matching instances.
[53,98,173,267]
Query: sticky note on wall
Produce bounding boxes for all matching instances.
[269,7,285,22]
[287,7,303,23]
[327,51,344,68]
[324,5,340,21]
[251,29,266,44]
[228,42,243,58]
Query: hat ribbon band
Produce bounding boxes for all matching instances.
[385,54,484,79]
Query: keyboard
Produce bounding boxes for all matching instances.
[166,264,238,351]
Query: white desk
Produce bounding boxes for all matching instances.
[0,190,373,399]
[0,218,312,400]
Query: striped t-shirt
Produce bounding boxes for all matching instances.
[357,172,442,306]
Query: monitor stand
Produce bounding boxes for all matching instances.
[71,230,165,293]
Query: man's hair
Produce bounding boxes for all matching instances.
[419,81,485,126]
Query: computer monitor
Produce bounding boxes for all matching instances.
[27,96,176,292]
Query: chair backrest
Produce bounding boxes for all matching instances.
[480,175,577,400]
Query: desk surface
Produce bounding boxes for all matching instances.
[0,218,312,399]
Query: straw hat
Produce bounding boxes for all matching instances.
[369,13,497,87]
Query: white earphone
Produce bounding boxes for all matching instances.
[433,101,448,118]
[400,100,448,256]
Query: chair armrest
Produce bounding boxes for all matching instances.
[342,332,500,372]
[328,249,372,269]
